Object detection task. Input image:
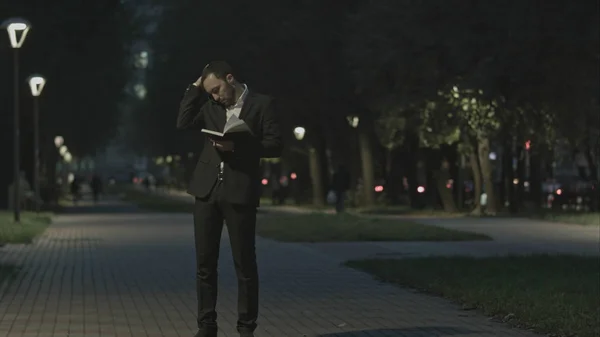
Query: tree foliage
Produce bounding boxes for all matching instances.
[343,0,598,148]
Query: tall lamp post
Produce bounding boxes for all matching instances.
[3,18,31,222]
[293,126,324,206]
[347,114,375,207]
[28,75,47,213]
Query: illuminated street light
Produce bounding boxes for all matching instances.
[293,126,306,141]
[59,145,68,156]
[134,50,149,69]
[27,74,46,213]
[54,136,64,148]
[63,152,73,163]
[347,115,359,128]
[2,18,30,48]
[134,83,147,99]
[3,17,31,222]
[28,75,46,96]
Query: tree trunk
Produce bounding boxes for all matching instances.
[308,147,325,207]
[516,145,525,212]
[313,124,330,201]
[456,154,466,210]
[529,148,542,211]
[477,135,498,214]
[503,136,516,213]
[358,126,375,207]
[584,145,598,181]
[385,147,393,178]
[467,146,483,215]
[406,135,419,208]
[434,159,457,212]
[584,101,598,181]
[385,146,401,204]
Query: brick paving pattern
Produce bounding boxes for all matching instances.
[0,209,541,337]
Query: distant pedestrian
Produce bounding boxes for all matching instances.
[90,174,103,203]
[70,176,81,205]
[331,164,351,213]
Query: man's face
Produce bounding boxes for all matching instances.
[203,73,235,106]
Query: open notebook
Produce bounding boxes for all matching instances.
[201,114,252,138]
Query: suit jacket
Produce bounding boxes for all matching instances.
[176,84,282,206]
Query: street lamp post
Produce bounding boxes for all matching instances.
[3,18,31,222]
[28,75,47,213]
[293,127,325,206]
[347,113,375,207]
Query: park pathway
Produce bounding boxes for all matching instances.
[0,200,540,337]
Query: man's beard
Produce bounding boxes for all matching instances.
[223,84,236,107]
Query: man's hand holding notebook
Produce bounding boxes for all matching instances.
[202,115,253,152]
[201,114,252,139]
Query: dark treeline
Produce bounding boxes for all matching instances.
[136,0,598,213]
[1,0,598,212]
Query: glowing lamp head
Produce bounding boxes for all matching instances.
[417,186,426,193]
[63,152,73,163]
[2,18,31,49]
[293,126,306,140]
[347,115,359,128]
[28,75,46,96]
[54,136,64,148]
[59,145,68,156]
[261,178,268,186]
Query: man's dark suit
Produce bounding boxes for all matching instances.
[176,84,282,335]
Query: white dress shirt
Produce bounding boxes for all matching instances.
[220,84,248,174]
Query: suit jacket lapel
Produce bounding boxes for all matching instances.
[211,91,254,133]
[212,104,227,132]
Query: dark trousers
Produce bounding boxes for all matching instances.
[194,182,259,334]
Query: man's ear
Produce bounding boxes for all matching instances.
[226,74,234,83]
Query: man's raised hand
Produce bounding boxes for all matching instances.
[193,76,202,87]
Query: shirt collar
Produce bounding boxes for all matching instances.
[230,83,248,109]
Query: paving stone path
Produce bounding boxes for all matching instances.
[0,201,543,337]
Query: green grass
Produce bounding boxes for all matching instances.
[0,211,52,244]
[354,205,466,218]
[256,212,491,242]
[0,212,52,290]
[120,188,194,213]
[530,210,600,226]
[346,255,600,337]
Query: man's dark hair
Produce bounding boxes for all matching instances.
[200,60,235,87]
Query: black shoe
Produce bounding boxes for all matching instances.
[194,328,217,337]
